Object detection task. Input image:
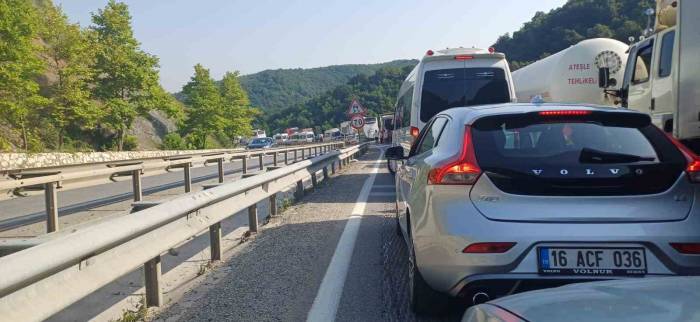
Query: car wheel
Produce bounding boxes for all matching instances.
[394,201,403,237]
[395,216,402,237]
[387,159,396,174]
[408,239,449,315]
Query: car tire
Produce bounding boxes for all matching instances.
[408,239,449,316]
[395,216,402,237]
[387,160,396,174]
[395,200,403,237]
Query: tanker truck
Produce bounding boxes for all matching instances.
[512,38,629,106]
[600,0,700,150]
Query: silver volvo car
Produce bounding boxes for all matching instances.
[385,103,700,315]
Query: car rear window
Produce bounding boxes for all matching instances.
[471,112,686,196]
[420,68,510,122]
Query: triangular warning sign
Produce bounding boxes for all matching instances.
[347,99,367,116]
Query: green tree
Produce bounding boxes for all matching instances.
[90,0,171,150]
[587,24,614,38]
[39,2,101,149]
[0,0,47,150]
[492,0,655,66]
[181,64,224,149]
[219,71,257,140]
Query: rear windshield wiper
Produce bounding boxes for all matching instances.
[579,148,655,164]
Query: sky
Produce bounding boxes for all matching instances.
[57,0,567,92]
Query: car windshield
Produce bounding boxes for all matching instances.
[474,122,658,163]
[421,67,510,121]
[470,113,687,196]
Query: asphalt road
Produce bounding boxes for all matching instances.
[0,151,302,233]
[154,145,468,322]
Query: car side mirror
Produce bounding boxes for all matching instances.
[385,146,406,160]
[598,67,611,88]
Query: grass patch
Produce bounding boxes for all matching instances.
[113,296,147,322]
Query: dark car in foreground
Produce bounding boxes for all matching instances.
[246,137,274,149]
[463,277,700,322]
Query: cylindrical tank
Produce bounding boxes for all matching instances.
[512,38,629,106]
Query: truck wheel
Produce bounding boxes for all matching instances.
[408,241,448,315]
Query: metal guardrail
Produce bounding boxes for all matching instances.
[0,142,344,233]
[0,143,369,321]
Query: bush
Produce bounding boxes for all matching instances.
[161,133,188,150]
[0,137,12,152]
[122,135,139,151]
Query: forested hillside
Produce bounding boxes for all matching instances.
[0,0,255,152]
[494,0,655,69]
[263,64,415,133]
[238,60,417,112]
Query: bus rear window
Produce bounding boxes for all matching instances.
[420,68,510,122]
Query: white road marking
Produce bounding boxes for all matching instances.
[371,184,395,189]
[306,150,384,322]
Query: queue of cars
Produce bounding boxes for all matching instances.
[386,45,700,319]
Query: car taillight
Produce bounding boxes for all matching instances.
[665,133,700,183]
[463,242,516,253]
[428,126,481,185]
[410,126,420,138]
[454,55,473,60]
[538,110,592,116]
[670,243,700,254]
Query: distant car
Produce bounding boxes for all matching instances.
[273,133,288,144]
[246,137,273,149]
[463,277,700,322]
[386,103,700,315]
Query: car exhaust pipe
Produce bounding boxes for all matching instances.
[472,292,490,305]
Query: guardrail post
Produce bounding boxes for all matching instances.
[144,256,162,307]
[311,172,318,190]
[301,148,305,160]
[248,204,258,233]
[270,193,277,217]
[217,158,225,183]
[295,180,304,200]
[273,152,278,166]
[284,151,289,165]
[323,166,329,181]
[293,150,298,162]
[242,156,248,174]
[210,222,222,261]
[258,154,264,170]
[129,200,163,307]
[184,163,192,193]
[314,147,318,156]
[44,182,59,233]
[132,170,142,202]
[331,161,336,174]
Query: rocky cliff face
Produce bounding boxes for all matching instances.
[127,111,178,150]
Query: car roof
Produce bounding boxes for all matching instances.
[483,277,700,322]
[436,103,645,124]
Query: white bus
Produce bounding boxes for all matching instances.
[390,47,516,172]
[252,129,266,138]
[363,117,380,140]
